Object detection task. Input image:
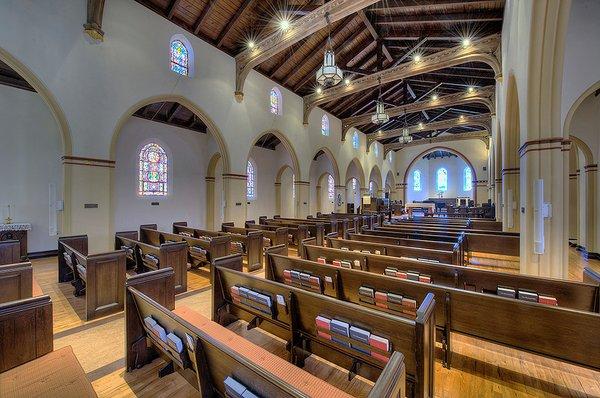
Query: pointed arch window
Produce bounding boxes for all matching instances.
[464,167,473,191]
[328,175,335,199]
[352,178,357,191]
[413,170,421,192]
[170,40,189,76]
[139,143,168,196]
[373,143,379,157]
[369,181,375,196]
[437,168,448,192]
[352,132,359,149]
[292,174,295,199]
[247,160,256,200]
[321,115,330,136]
[270,87,282,115]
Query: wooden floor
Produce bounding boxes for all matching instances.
[29,248,600,398]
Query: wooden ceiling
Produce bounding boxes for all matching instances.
[423,150,458,160]
[0,60,35,92]
[139,1,504,145]
[134,101,208,133]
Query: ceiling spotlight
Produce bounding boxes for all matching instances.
[316,87,323,94]
[432,94,438,101]
[467,86,475,94]
[418,122,424,129]
[459,115,465,120]
[462,38,471,48]
[344,78,350,86]
[413,54,422,63]
[248,40,255,49]
[279,18,291,31]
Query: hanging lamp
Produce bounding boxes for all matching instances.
[398,111,413,144]
[371,77,389,124]
[316,12,343,87]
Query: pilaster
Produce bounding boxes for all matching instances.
[295,181,310,217]
[222,173,247,227]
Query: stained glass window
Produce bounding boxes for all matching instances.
[321,115,330,136]
[270,88,282,115]
[170,40,189,76]
[373,143,379,157]
[388,151,392,162]
[352,132,359,149]
[328,175,335,199]
[413,170,421,191]
[247,160,256,200]
[139,143,168,196]
[437,168,448,192]
[464,167,473,191]
[292,174,295,199]
[352,178,357,191]
[369,181,375,196]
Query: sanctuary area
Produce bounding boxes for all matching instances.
[0,1,599,397]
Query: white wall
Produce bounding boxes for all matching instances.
[113,117,216,233]
[0,85,63,252]
[280,167,294,217]
[309,154,336,215]
[406,156,474,202]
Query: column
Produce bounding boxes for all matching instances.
[584,164,598,258]
[315,184,322,213]
[396,183,406,204]
[274,182,281,215]
[475,180,488,205]
[334,185,346,212]
[64,156,112,252]
[377,189,384,198]
[222,173,247,227]
[568,171,579,246]
[494,136,503,221]
[205,176,216,230]
[295,180,310,218]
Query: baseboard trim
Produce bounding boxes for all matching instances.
[28,250,58,259]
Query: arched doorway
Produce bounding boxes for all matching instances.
[344,158,366,213]
[309,148,340,215]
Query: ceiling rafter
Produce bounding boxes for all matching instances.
[216,0,256,48]
[384,130,490,155]
[357,10,393,63]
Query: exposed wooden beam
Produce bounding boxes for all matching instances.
[166,0,182,19]
[193,0,219,35]
[303,34,501,123]
[83,0,106,41]
[216,0,256,48]
[374,12,504,27]
[0,74,35,92]
[234,0,379,101]
[357,10,393,63]
[384,130,490,155]
[391,38,428,67]
[166,103,181,123]
[370,1,502,14]
[370,113,491,150]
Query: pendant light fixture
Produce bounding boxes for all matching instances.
[398,111,413,144]
[316,12,343,87]
[371,77,389,124]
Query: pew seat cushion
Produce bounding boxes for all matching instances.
[172,305,353,398]
[0,346,97,398]
[76,264,87,281]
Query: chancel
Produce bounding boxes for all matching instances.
[1,0,600,397]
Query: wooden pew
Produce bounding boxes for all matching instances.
[309,215,353,239]
[222,222,288,249]
[58,235,126,320]
[327,236,460,266]
[373,225,519,257]
[261,217,326,247]
[286,245,600,371]
[0,240,21,266]
[172,222,262,271]
[246,220,309,252]
[0,295,53,372]
[115,231,188,294]
[302,241,600,313]
[212,255,436,398]
[395,218,503,231]
[0,262,33,304]
[348,232,463,263]
[125,267,407,398]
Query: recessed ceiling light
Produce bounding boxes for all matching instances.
[279,18,291,31]
[248,40,255,49]
[462,38,471,48]
[413,54,422,63]
[432,94,438,101]
[316,87,323,94]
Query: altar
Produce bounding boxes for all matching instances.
[0,223,31,260]
[405,202,436,216]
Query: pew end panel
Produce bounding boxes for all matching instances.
[82,250,127,320]
[583,267,600,312]
[0,240,21,266]
[0,262,33,304]
[160,242,189,294]
[0,295,53,372]
[58,235,88,282]
[125,268,176,371]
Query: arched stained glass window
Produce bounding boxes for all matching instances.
[352,132,359,149]
[352,178,357,191]
[247,160,256,200]
[270,87,282,115]
[292,174,295,199]
[373,143,379,157]
[388,151,392,163]
[369,181,374,196]
[413,170,421,191]
[464,167,473,191]
[321,115,330,136]
[170,40,189,76]
[328,175,335,199]
[437,168,448,192]
[139,143,168,196]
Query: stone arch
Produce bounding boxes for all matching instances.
[0,46,74,232]
[248,129,301,179]
[384,170,396,193]
[315,147,340,184]
[369,165,383,190]
[564,80,600,141]
[344,157,366,188]
[276,164,294,183]
[108,94,230,235]
[402,146,479,203]
[275,164,295,217]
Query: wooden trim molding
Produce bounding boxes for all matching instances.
[518,137,570,158]
[234,0,379,101]
[501,168,520,176]
[222,173,247,180]
[62,155,115,168]
[294,180,310,186]
[341,86,495,141]
[584,164,598,172]
[303,34,501,123]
